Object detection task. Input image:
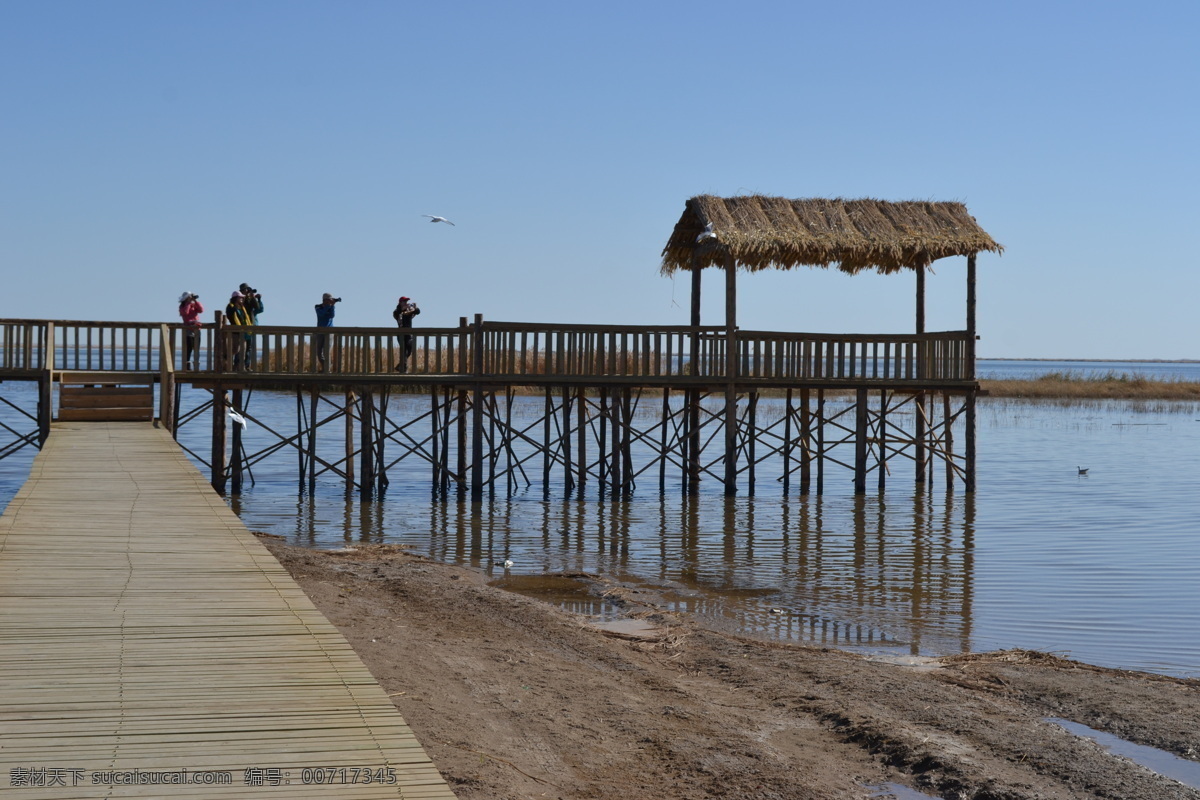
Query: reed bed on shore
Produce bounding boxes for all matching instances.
[981,371,1200,401]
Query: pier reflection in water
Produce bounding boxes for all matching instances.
[241,487,976,660]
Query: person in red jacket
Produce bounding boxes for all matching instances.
[177,291,204,370]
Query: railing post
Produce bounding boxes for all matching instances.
[212,311,226,373]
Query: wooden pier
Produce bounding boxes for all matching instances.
[0,315,981,500]
[0,421,457,798]
[0,195,1001,499]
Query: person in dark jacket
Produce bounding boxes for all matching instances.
[238,283,263,369]
[392,296,420,372]
[224,291,253,371]
[314,293,339,371]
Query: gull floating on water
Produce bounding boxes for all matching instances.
[422,214,455,226]
[493,559,514,569]
[696,222,717,243]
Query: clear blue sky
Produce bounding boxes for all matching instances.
[2,1,1196,358]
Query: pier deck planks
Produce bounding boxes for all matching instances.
[0,422,456,798]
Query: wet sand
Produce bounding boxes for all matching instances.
[260,536,1200,800]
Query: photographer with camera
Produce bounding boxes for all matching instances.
[314,292,341,372]
[392,296,421,373]
[238,283,263,369]
[177,291,204,370]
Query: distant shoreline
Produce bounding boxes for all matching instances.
[981,357,1200,363]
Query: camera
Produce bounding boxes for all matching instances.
[190,293,199,301]
[333,297,342,303]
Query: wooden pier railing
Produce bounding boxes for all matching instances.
[0,318,975,384]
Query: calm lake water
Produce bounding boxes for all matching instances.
[1,360,1198,678]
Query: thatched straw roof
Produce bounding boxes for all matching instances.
[661,195,1002,275]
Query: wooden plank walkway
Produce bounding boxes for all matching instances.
[0,422,457,798]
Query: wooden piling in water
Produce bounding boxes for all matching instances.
[854,388,868,494]
[230,388,243,494]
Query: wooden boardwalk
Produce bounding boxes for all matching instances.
[0,422,457,798]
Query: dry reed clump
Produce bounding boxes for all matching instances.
[982,371,1200,401]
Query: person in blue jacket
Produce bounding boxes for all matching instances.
[314,293,339,371]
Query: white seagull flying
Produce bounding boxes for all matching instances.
[696,222,717,243]
[422,214,456,226]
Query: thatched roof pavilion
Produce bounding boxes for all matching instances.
[662,195,1001,495]
[661,195,1002,275]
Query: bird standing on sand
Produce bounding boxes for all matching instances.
[696,222,716,243]
[422,215,455,226]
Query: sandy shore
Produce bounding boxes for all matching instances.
[259,536,1200,800]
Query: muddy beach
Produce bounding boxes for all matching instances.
[258,536,1200,800]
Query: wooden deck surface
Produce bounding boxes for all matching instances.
[0,422,457,798]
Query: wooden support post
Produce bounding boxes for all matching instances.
[345,388,356,491]
[687,264,703,496]
[816,390,825,495]
[471,314,484,502]
[943,392,955,489]
[172,381,182,441]
[230,388,243,494]
[915,391,927,486]
[916,264,926,337]
[854,388,868,494]
[38,322,54,445]
[660,387,670,493]
[487,391,497,501]
[37,371,51,446]
[506,387,514,497]
[747,390,757,495]
[966,252,978,491]
[621,387,633,496]
[878,390,888,492]
[543,387,552,497]
[562,386,573,494]
[783,388,792,494]
[800,388,811,495]
[965,392,977,491]
[211,385,227,494]
[457,388,467,498]
[577,387,587,493]
[430,386,439,497]
[376,388,388,496]
[723,255,738,496]
[360,389,375,500]
[610,388,621,495]
[296,389,305,489]
[598,389,608,493]
[687,389,700,494]
[308,387,318,495]
[916,262,928,488]
[441,388,452,497]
